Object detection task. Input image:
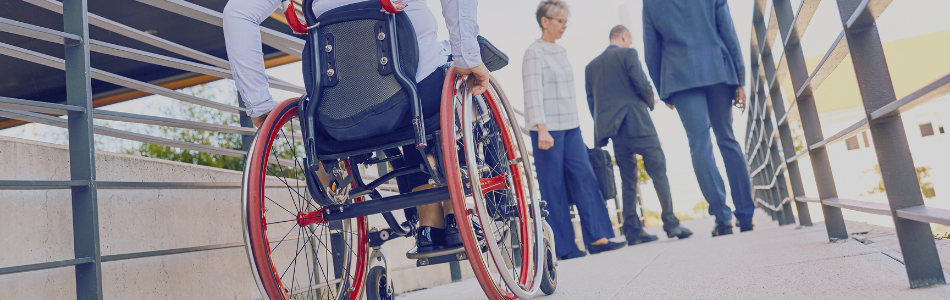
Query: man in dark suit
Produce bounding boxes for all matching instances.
[643,0,755,236]
[585,25,693,245]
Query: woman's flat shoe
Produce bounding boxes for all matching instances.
[588,240,626,254]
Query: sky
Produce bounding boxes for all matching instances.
[3,0,949,219]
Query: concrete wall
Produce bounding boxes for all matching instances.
[0,136,473,299]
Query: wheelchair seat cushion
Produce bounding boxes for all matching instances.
[304,0,420,141]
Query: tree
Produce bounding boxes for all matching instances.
[693,200,709,217]
[865,164,935,199]
[124,83,306,180]
[125,84,246,172]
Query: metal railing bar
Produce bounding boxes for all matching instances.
[752,163,786,190]
[0,96,85,115]
[759,6,779,55]
[746,122,775,164]
[755,196,793,212]
[101,242,243,262]
[747,130,775,166]
[87,39,231,77]
[92,109,257,135]
[22,0,232,70]
[135,0,304,58]
[808,118,868,150]
[870,73,950,120]
[767,52,788,92]
[101,233,312,263]
[1,13,302,94]
[822,197,891,216]
[796,31,849,98]
[896,205,950,227]
[846,0,893,30]
[783,0,822,46]
[0,16,80,44]
[0,257,94,276]
[786,149,809,164]
[0,108,304,165]
[0,42,245,114]
[97,181,296,189]
[0,180,90,190]
[745,104,769,150]
[795,196,821,203]
[777,99,798,125]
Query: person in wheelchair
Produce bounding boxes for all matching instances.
[224,0,491,253]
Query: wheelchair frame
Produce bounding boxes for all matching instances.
[242,1,555,299]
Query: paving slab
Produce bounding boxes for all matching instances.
[397,211,950,299]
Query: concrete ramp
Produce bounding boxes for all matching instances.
[398,215,950,299]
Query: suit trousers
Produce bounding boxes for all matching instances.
[531,128,615,257]
[670,83,755,226]
[612,134,680,234]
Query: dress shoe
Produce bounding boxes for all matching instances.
[738,220,755,232]
[416,226,445,253]
[627,230,659,245]
[711,222,734,237]
[558,250,587,260]
[588,240,626,254]
[666,226,694,239]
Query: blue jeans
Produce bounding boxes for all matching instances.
[670,84,755,226]
[531,128,615,256]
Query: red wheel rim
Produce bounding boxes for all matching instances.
[246,99,368,300]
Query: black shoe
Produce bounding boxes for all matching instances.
[666,226,694,239]
[444,214,484,249]
[627,230,659,245]
[711,222,734,237]
[588,240,626,254]
[444,214,463,248]
[738,220,755,232]
[416,226,445,253]
[558,250,587,260]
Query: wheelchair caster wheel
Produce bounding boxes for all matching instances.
[366,266,393,300]
[540,240,558,295]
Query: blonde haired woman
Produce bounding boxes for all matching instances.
[522,0,625,260]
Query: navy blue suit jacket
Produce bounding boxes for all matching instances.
[643,0,746,103]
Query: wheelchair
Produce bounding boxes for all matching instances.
[241,1,557,299]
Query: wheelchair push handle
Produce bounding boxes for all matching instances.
[282,0,407,34]
[379,0,408,14]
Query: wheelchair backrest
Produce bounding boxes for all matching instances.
[302,0,419,141]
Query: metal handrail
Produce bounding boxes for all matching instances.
[745,0,946,289]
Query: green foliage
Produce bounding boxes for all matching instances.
[124,84,246,172]
[692,200,709,217]
[865,164,935,199]
[611,155,649,185]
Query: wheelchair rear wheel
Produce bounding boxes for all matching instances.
[243,98,369,300]
[441,68,546,299]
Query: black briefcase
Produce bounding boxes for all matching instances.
[587,148,617,200]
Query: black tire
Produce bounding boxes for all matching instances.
[366,266,393,300]
[540,240,558,295]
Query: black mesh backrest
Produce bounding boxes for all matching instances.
[318,19,403,120]
[304,0,419,141]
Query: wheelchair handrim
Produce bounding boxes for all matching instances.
[462,85,544,298]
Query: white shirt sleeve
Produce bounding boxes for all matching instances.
[440,0,482,69]
[522,46,546,130]
[223,0,282,117]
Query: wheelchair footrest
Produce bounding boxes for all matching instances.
[406,245,485,267]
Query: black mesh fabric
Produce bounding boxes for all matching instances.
[318,20,403,120]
